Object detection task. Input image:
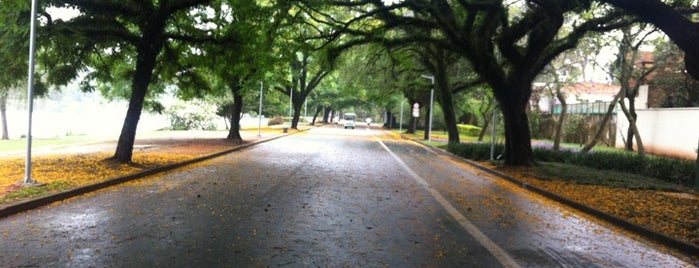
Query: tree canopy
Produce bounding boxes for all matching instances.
[307,0,632,165]
[2,0,697,166]
[598,0,699,80]
[41,0,222,163]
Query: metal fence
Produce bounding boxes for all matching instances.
[552,101,618,115]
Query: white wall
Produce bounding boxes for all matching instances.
[617,108,699,160]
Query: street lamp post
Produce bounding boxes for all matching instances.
[258,81,263,138]
[23,0,40,184]
[420,75,434,142]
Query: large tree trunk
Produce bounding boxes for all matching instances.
[501,102,535,165]
[437,80,459,144]
[502,104,534,166]
[311,106,322,125]
[322,106,332,123]
[407,116,417,134]
[384,110,396,129]
[1,91,8,140]
[112,41,161,163]
[495,81,535,166]
[227,86,244,140]
[553,89,567,151]
[291,97,304,129]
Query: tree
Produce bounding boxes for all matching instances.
[537,65,569,151]
[536,45,587,150]
[650,39,699,107]
[326,1,629,165]
[191,1,285,140]
[470,89,497,142]
[337,44,435,133]
[418,44,484,144]
[609,25,658,155]
[332,44,423,130]
[274,49,332,129]
[42,0,217,163]
[305,82,341,125]
[0,0,50,140]
[0,1,28,140]
[597,0,699,81]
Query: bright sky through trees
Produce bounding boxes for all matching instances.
[45,7,79,21]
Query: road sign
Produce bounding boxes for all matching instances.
[412,103,420,117]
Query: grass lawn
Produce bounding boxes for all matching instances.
[0,127,292,154]
[0,135,101,153]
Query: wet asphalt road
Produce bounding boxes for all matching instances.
[0,127,694,267]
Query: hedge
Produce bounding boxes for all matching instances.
[446,143,696,187]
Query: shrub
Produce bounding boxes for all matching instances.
[532,146,574,163]
[165,103,216,131]
[447,142,504,161]
[642,156,695,186]
[448,142,696,187]
[457,124,482,136]
[267,116,285,126]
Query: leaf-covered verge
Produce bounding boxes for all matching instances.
[0,138,246,204]
[446,143,698,246]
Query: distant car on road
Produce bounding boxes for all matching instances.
[342,113,356,129]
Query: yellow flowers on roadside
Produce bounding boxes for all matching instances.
[490,164,699,247]
[0,142,231,202]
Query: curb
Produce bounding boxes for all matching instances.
[400,134,699,258]
[0,130,302,219]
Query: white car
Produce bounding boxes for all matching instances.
[343,113,356,129]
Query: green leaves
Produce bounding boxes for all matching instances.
[0,0,31,90]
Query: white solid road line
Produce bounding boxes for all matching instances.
[376,137,521,268]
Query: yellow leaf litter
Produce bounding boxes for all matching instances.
[486,164,698,248]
